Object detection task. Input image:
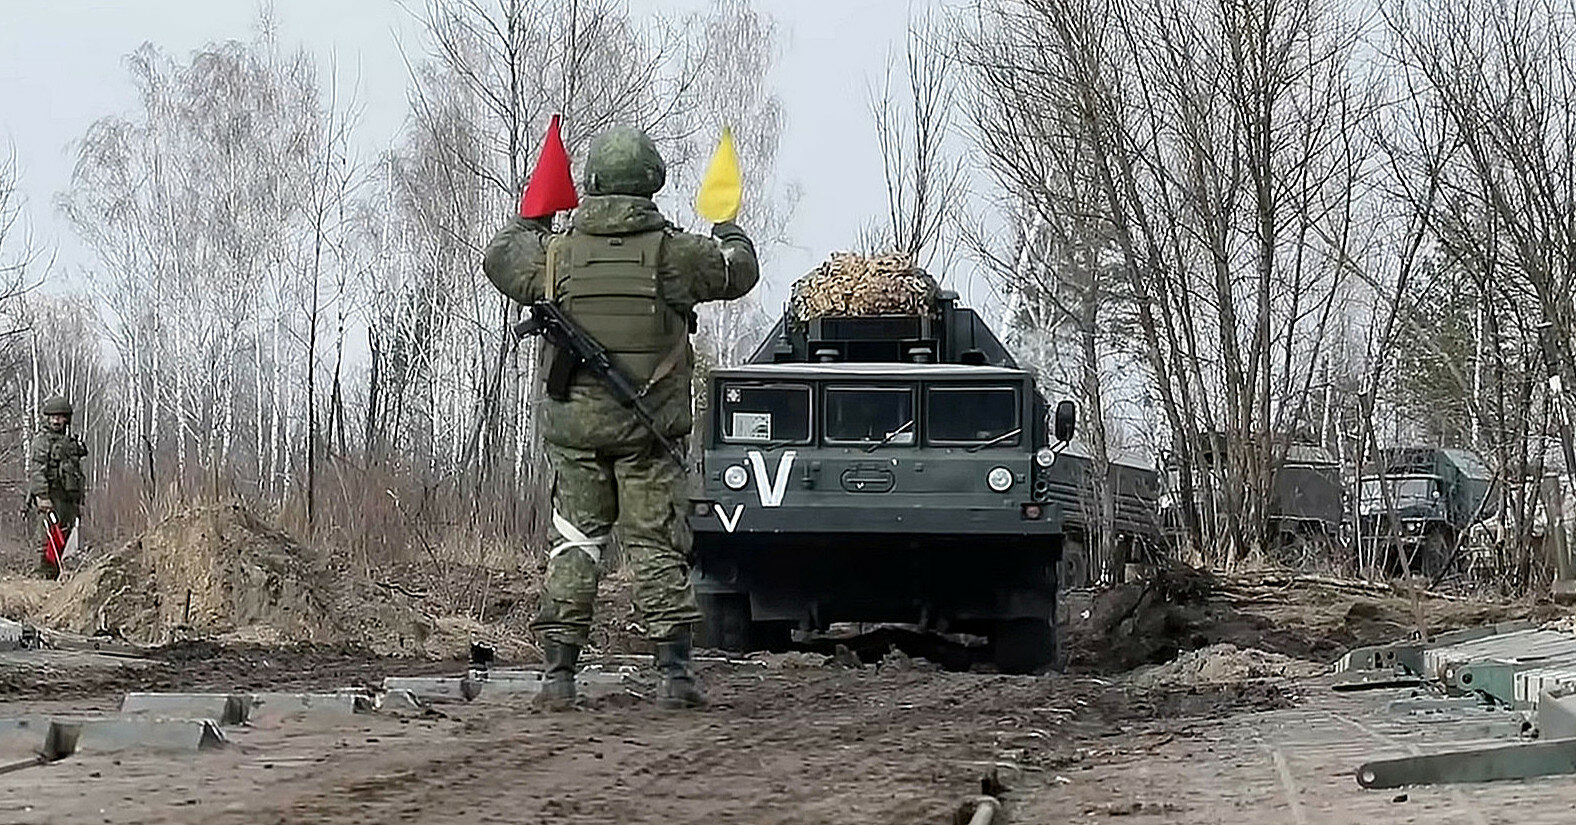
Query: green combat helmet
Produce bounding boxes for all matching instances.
[584,126,666,197]
[40,395,72,417]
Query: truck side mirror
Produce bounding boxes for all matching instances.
[1054,400,1077,443]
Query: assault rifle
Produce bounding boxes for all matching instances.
[513,301,688,467]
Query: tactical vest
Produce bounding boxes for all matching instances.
[549,230,688,387]
[45,432,87,496]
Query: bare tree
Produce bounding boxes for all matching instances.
[0,151,46,499]
[58,27,359,519]
[672,0,798,373]
[957,0,1373,567]
[956,0,1133,583]
[1371,0,1576,589]
[862,14,964,270]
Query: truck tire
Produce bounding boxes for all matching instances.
[697,592,750,651]
[1060,537,1090,589]
[696,593,793,653]
[992,618,1055,674]
[1419,529,1453,579]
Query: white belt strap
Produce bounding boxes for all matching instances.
[550,510,608,564]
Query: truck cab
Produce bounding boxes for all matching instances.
[688,293,1074,672]
[1355,447,1495,576]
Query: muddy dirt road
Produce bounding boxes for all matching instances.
[0,654,1285,825]
[7,647,1576,823]
[6,567,1576,823]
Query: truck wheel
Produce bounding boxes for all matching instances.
[992,618,1055,674]
[697,593,751,652]
[1060,538,1090,589]
[1419,530,1453,579]
[697,593,794,653]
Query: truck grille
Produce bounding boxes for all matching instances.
[812,316,925,341]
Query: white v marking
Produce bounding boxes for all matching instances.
[715,503,745,533]
[746,450,796,508]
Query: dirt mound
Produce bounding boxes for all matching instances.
[0,575,54,621]
[1065,566,1571,674]
[38,503,432,655]
[1130,643,1324,688]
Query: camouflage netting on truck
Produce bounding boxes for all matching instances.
[789,251,940,323]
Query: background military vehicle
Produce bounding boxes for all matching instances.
[1159,436,1343,561]
[1355,446,1496,575]
[1267,443,1344,557]
[1036,443,1165,588]
[688,290,1076,673]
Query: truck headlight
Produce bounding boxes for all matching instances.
[723,464,749,490]
[1035,446,1056,468]
[987,466,1014,492]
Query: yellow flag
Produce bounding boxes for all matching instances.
[695,127,742,223]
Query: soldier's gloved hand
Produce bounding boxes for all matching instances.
[711,220,749,242]
[35,497,52,514]
[711,220,757,259]
[520,214,554,234]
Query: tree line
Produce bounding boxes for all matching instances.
[2,0,1573,597]
[946,0,1576,592]
[1,1,790,602]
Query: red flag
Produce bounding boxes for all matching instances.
[42,520,65,568]
[518,114,579,218]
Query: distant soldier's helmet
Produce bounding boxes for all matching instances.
[40,395,72,417]
[584,126,667,197]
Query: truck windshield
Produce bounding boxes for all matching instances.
[720,383,812,444]
[824,386,915,445]
[926,386,1019,446]
[1359,477,1439,512]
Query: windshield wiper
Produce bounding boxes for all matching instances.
[967,427,1023,453]
[864,419,915,453]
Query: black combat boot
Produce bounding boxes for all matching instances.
[535,640,580,710]
[655,628,706,709]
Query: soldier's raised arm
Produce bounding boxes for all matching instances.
[668,220,759,305]
[482,215,554,305]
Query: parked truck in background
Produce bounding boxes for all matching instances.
[1035,443,1165,588]
[1158,436,1343,560]
[1355,447,1496,576]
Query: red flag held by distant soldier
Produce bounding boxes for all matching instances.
[518,114,580,218]
[42,512,66,572]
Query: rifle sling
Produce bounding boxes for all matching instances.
[638,336,688,398]
[544,235,565,301]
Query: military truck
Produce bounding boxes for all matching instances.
[1267,444,1344,555]
[1158,437,1343,559]
[1355,447,1496,575]
[1036,444,1165,588]
[688,290,1076,672]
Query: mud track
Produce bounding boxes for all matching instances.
[2,658,1286,825]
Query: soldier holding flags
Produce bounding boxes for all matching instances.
[483,117,758,709]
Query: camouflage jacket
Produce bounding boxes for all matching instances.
[27,429,88,500]
[483,195,760,450]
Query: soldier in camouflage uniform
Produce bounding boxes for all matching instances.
[483,125,760,709]
[27,395,88,580]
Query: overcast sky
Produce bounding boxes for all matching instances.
[0,0,972,310]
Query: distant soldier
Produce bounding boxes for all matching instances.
[483,125,760,709]
[27,395,87,580]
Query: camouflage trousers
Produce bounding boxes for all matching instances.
[532,439,701,646]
